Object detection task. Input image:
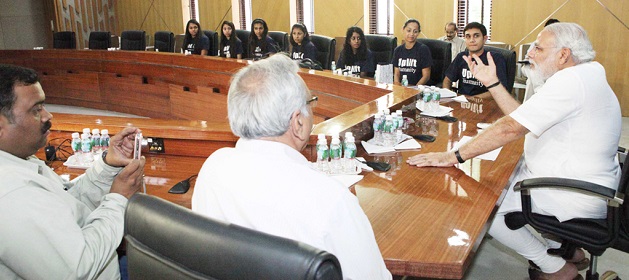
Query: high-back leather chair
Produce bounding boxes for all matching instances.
[364,34,397,66]
[485,45,517,92]
[53,31,76,49]
[416,38,452,87]
[125,193,343,280]
[235,30,250,58]
[202,30,218,56]
[505,152,629,280]
[268,31,289,52]
[153,31,175,52]
[310,34,336,70]
[88,31,110,50]
[120,30,146,51]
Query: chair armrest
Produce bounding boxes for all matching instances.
[514,177,623,206]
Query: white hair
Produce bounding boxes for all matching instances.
[227,54,310,139]
[544,22,595,64]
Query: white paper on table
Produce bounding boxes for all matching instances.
[453,136,502,161]
[438,88,457,98]
[451,95,469,103]
[418,105,454,117]
[361,138,421,154]
[331,175,364,188]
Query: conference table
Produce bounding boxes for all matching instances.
[2,49,523,279]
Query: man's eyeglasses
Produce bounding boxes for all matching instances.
[306,96,318,108]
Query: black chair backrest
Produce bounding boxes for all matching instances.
[485,45,516,92]
[154,31,175,52]
[310,34,336,70]
[613,151,629,252]
[125,193,343,280]
[202,30,218,56]
[416,38,452,86]
[364,34,397,66]
[88,31,110,50]
[120,30,146,51]
[268,31,289,52]
[53,31,76,49]
[235,30,250,58]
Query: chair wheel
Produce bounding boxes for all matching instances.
[601,271,619,280]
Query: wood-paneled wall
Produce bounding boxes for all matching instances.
[115,0,183,45]
[492,0,628,115]
[198,0,233,33]
[53,0,115,49]
[111,0,629,116]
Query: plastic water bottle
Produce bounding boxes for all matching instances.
[401,75,409,87]
[373,112,383,145]
[384,115,395,146]
[316,134,330,173]
[71,132,82,157]
[81,133,93,162]
[343,135,357,173]
[329,137,342,174]
[91,129,101,153]
[331,61,336,73]
[100,129,110,150]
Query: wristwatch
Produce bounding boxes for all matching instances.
[454,150,465,163]
[101,150,109,165]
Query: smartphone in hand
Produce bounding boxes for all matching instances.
[133,133,143,159]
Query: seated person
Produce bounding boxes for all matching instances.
[218,20,243,59]
[191,55,391,280]
[409,23,620,280]
[392,19,432,85]
[0,65,145,279]
[443,22,507,99]
[182,19,210,55]
[337,26,376,78]
[248,18,278,60]
[289,23,317,61]
[438,22,466,62]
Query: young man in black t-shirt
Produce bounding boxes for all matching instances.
[443,22,508,98]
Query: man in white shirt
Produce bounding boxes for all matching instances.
[438,22,466,62]
[0,64,146,279]
[408,23,620,279]
[192,54,391,280]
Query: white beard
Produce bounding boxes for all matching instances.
[528,58,559,91]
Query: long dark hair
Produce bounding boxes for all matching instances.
[289,23,310,46]
[184,19,203,53]
[248,18,269,54]
[220,21,238,58]
[341,26,368,65]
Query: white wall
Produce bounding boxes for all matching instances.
[0,0,49,49]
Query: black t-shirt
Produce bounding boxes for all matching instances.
[183,35,210,55]
[219,38,244,58]
[290,41,317,61]
[392,43,433,85]
[337,49,376,75]
[249,36,278,59]
[445,49,508,96]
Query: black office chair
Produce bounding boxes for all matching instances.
[310,34,336,70]
[153,31,174,52]
[120,30,146,51]
[202,30,218,56]
[88,31,110,50]
[235,30,251,59]
[125,193,343,280]
[268,31,289,52]
[53,31,76,49]
[364,34,397,66]
[416,38,452,87]
[485,45,517,92]
[505,153,629,280]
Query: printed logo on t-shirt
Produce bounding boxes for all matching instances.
[254,46,262,57]
[223,45,231,58]
[345,65,361,74]
[186,43,195,52]
[292,52,304,60]
[398,58,417,73]
[461,69,483,87]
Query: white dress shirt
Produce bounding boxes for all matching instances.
[192,139,392,280]
[0,149,126,279]
[438,35,466,62]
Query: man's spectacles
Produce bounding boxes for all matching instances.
[306,96,318,108]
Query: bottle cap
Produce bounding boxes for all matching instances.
[402,75,407,79]
[317,133,326,140]
[344,131,353,139]
[383,108,390,115]
[101,129,108,134]
[396,110,402,115]
[391,112,398,118]
[347,136,355,142]
[72,132,79,138]
[83,128,91,134]
[92,128,100,134]
[81,134,89,139]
